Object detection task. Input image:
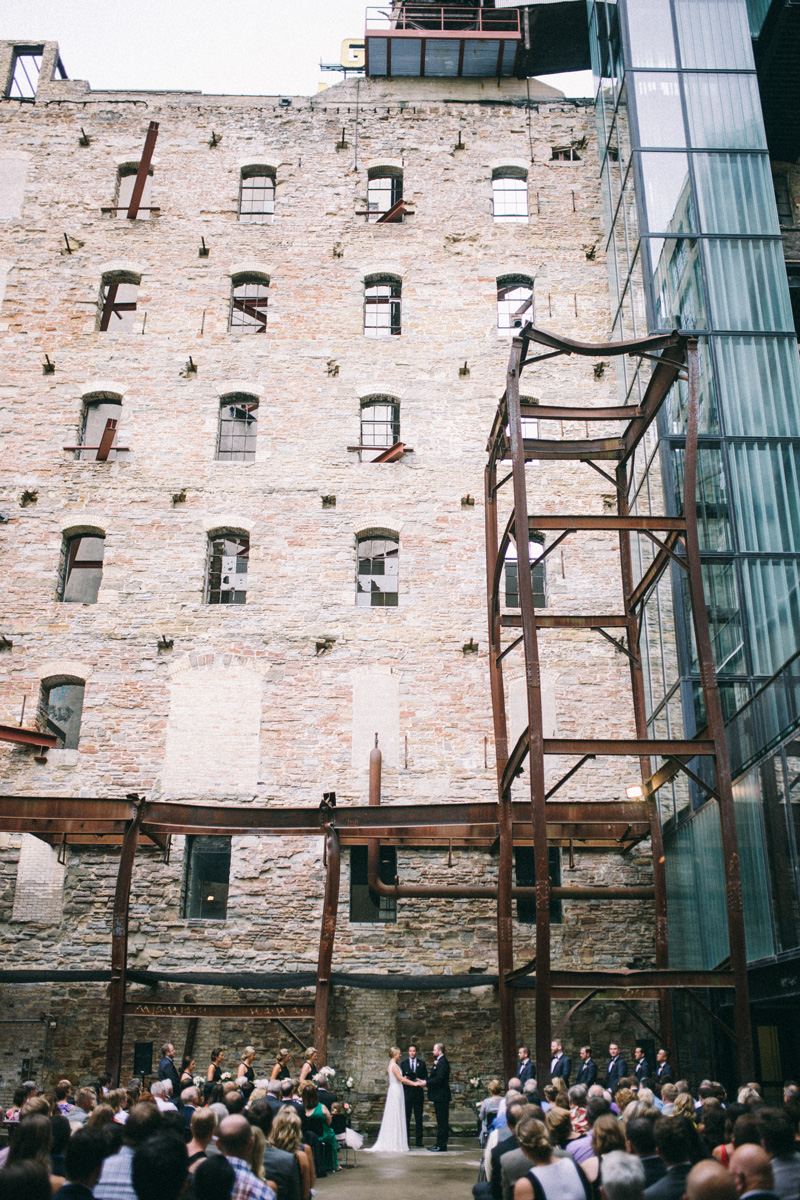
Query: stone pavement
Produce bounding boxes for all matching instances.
[316,1138,482,1198]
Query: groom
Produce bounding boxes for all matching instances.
[400,1043,427,1147]
[427,1042,451,1152]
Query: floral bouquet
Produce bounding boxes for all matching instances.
[469,1076,483,1092]
[318,1066,336,1081]
[220,1072,231,1082]
[344,1075,355,1092]
[192,1075,204,1089]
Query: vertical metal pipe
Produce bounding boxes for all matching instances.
[616,459,674,1057]
[313,823,341,1064]
[682,338,754,1081]
[106,797,143,1084]
[507,336,551,1085]
[485,461,517,1082]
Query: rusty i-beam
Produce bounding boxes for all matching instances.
[105,795,144,1084]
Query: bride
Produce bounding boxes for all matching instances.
[369,1046,424,1152]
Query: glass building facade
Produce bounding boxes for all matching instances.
[587,0,800,974]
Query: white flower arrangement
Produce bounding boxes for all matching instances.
[318,1066,335,1080]
[220,1072,231,1082]
[345,1076,354,1090]
[193,1076,204,1088]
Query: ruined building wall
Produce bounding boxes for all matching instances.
[0,53,657,1115]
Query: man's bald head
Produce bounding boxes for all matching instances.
[730,1144,774,1197]
[217,1114,253,1159]
[686,1160,737,1200]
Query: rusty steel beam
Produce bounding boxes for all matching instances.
[521,404,642,422]
[313,823,340,1064]
[522,323,681,360]
[125,1002,315,1019]
[502,614,629,629]
[105,798,143,1085]
[553,989,602,1037]
[522,437,624,462]
[628,532,684,614]
[619,338,688,467]
[527,514,686,533]
[0,724,59,750]
[127,120,159,219]
[96,418,118,462]
[511,968,735,990]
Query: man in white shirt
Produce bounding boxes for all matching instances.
[151,1080,177,1112]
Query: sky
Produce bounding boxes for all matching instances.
[3,0,594,97]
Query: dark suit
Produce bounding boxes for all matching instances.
[518,1059,535,1086]
[400,1056,427,1147]
[428,1054,451,1150]
[490,1132,519,1200]
[639,1155,667,1189]
[634,1057,653,1082]
[644,1162,692,1200]
[605,1055,627,1091]
[655,1062,675,1086]
[576,1058,597,1087]
[263,1145,302,1200]
[158,1054,181,1098]
[551,1054,571,1086]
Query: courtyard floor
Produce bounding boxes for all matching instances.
[316,1139,481,1199]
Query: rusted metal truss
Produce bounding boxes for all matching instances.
[484,321,755,1085]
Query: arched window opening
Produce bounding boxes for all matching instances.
[98,272,140,334]
[356,532,399,607]
[239,167,276,225]
[367,167,404,222]
[60,533,105,604]
[492,167,528,223]
[364,274,401,337]
[77,395,126,461]
[504,534,546,609]
[360,396,400,449]
[114,164,154,220]
[230,274,269,334]
[41,679,85,750]
[497,275,534,332]
[217,395,259,462]
[206,533,249,604]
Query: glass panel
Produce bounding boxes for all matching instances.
[230,280,268,333]
[356,537,399,606]
[638,152,694,235]
[361,399,400,447]
[703,239,793,332]
[729,442,800,553]
[759,753,800,953]
[364,281,401,336]
[367,174,402,221]
[504,541,546,608]
[62,536,104,604]
[624,0,676,67]
[680,558,746,676]
[746,0,772,36]
[239,174,275,224]
[217,400,258,462]
[46,682,84,750]
[663,338,718,434]
[741,558,800,676]
[665,801,728,967]
[675,0,754,70]
[648,236,705,330]
[683,73,767,149]
[492,176,528,222]
[732,769,776,960]
[715,336,800,437]
[693,154,779,236]
[184,836,230,920]
[670,444,731,549]
[497,281,533,332]
[207,536,249,604]
[8,52,42,99]
[631,73,685,148]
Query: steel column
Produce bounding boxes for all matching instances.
[105,797,143,1084]
[313,822,340,1064]
[682,339,755,1081]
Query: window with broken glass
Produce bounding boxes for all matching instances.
[356,535,399,607]
[364,276,401,337]
[367,171,403,221]
[183,836,231,920]
[206,534,249,604]
[505,535,546,608]
[349,845,397,922]
[360,397,400,448]
[98,276,139,333]
[60,534,105,604]
[492,171,528,222]
[217,397,258,462]
[6,50,42,99]
[239,170,275,224]
[230,276,269,334]
[497,276,534,331]
[44,681,85,750]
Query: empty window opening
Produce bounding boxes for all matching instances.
[239,168,275,224]
[773,174,793,227]
[349,845,397,922]
[42,680,85,750]
[356,533,399,607]
[7,50,42,100]
[77,396,127,462]
[492,168,528,223]
[364,274,401,337]
[61,533,105,604]
[217,395,258,462]
[206,533,249,604]
[515,846,562,924]
[367,168,404,222]
[114,165,155,220]
[182,835,231,920]
[230,274,269,334]
[505,397,539,446]
[12,835,65,925]
[360,396,400,449]
[787,264,800,339]
[497,275,534,332]
[98,273,140,333]
[505,535,546,608]
[551,146,581,161]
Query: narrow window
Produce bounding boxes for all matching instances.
[115,165,154,220]
[515,846,562,924]
[364,274,401,337]
[505,535,546,609]
[773,174,793,227]
[492,168,528,223]
[367,168,403,222]
[497,275,534,332]
[360,396,400,449]
[42,679,85,750]
[61,534,105,604]
[98,272,140,334]
[182,835,231,920]
[349,846,397,922]
[217,395,258,462]
[356,533,399,607]
[239,168,275,224]
[206,533,249,604]
[551,146,581,161]
[78,395,125,461]
[7,49,42,100]
[230,274,269,334]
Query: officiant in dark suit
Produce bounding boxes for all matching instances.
[427,1042,451,1151]
[400,1044,427,1147]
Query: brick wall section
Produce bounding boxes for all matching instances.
[0,54,660,1109]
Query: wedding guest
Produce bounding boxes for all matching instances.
[0,1162,51,1200]
[187,1107,218,1171]
[131,1132,189,1200]
[54,1126,108,1199]
[301,1083,338,1171]
[627,1116,666,1189]
[247,1099,302,1200]
[298,1050,317,1088]
[569,1086,590,1136]
[191,1157,236,1199]
[756,1109,800,1200]
[216,1116,275,1200]
[480,1080,505,1146]
[600,1149,646,1200]
[270,1107,314,1200]
[7,1113,64,1192]
[271,1051,292,1082]
[581,1112,627,1186]
[5,1087,27,1123]
[513,1115,590,1200]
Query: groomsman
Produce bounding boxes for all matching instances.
[633,1045,652,1082]
[575,1046,597,1088]
[400,1043,427,1148]
[517,1046,535,1086]
[655,1048,676,1086]
[605,1042,627,1091]
[550,1040,571,1086]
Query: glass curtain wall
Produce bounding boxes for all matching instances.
[588,0,800,967]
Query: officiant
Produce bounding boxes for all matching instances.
[400,1043,428,1148]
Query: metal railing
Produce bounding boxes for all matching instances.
[365,6,520,34]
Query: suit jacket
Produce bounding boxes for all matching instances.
[640,1155,667,1189]
[490,1133,519,1200]
[157,1055,181,1097]
[605,1055,627,1090]
[655,1063,675,1085]
[634,1058,653,1082]
[575,1059,597,1087]
[263,1144,302,1200]
[400,1057,428,1084]
[551,1054,572,1084]
[428,1054,451,1103]
[644,1162,692,1200]
[518,1060,536,1086]
[501,1147,533,1200]
[317,1087,336,1110]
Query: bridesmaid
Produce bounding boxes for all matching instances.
[205,1047,224,1101]
[270,1048,291,1082]
[237,1046,257,1097]
[298,1047,318,1088]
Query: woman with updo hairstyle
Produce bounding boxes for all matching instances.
[298,1047,318,1087]
[271,1048,291,1082]
[545,1106,579,1151]
[514,1115,590,1200]
[236,1046,257,1097]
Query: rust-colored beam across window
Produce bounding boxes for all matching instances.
[127,121,159,220]
[96,418,118,462]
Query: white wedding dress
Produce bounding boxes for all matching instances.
[369,1061,409,1152]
